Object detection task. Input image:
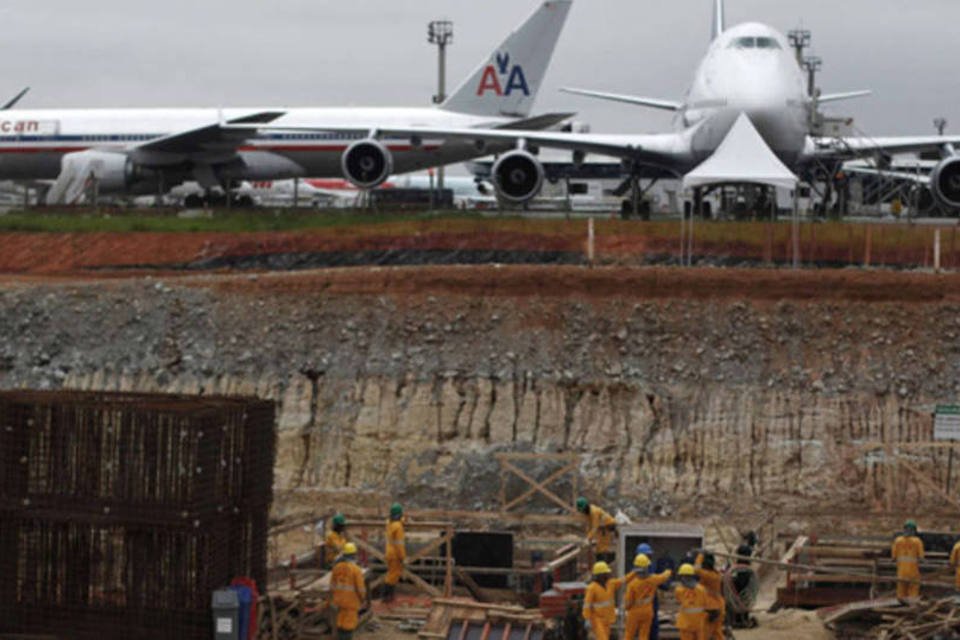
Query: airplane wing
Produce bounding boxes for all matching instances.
[560,87,682,112]
[493,112,577,130]
[46,111,287,204]
[809,135,960,160]
[817,90,871,105]
[135,111,285,155]
[2,87,30,110]
[232,122,694,172]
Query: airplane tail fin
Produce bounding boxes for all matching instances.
[712,0,725,41]
[441,0,572,118]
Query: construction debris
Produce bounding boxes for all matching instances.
[822,596,960,639]
[774,535,956,608]
[418,598,547,640]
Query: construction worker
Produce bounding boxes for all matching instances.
[674,563,708,640]
[383,502,406,603]
[577,497,617,564]
[624,554,672,640]
[727,544,759,629]
[950,538,960,590]
[695,552,725,640]
[324,513,348,569]
[635,543,663,640]
[891,519,925,600]
[331,542,366,640]
[582,561,629,640]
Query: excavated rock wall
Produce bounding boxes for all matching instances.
[0,273,955,516]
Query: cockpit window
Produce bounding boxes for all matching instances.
[729,36,782,50]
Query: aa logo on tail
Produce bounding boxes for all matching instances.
[476,52,530,97]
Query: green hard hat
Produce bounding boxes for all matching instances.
[390,503,403,517]
[905,519,917,530]
[332,514,346,526]
[576,497,589,512]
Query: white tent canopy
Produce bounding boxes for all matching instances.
[682,113,799,191]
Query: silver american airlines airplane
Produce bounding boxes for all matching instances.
[256,0,960,211]
[0,1,573,205]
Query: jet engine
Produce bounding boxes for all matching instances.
[341,139,393,189]
[931,156,960,209]
[76,151,138,192]
[492,150,544,204]
[46,150,142,205]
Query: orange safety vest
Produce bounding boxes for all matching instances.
[583,577,626,625]
[696,568,724,611]
[675,584,708,632]
[325,530,347,565]
[385,519,406,561]
[587,505,616,554]
[891,535,924,578]
[331,560,366,610]
[624,571,671,613]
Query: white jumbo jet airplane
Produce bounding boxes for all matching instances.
[0,1,573,205]
[252,0,960,212]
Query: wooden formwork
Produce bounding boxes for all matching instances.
[0,391,277,640]
[775,533,957,608]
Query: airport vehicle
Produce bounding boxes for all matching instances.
[0,1,572,205]
[255,0,960,214]
[192,175,495,209]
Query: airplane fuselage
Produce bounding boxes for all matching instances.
[679,22,809,169]
[0,107,515,186]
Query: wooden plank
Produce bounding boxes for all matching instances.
[495,453,579,462]
[445,525,454,598]
[898,458,960,513]
[349,520,455,529]
[502,461,577,513]
[500,459,574,513]
[455,567,490,602]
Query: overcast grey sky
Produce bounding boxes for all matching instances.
[0,0,956,137]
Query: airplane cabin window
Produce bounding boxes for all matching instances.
[729,36,781,50]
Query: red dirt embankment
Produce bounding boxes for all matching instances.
[0,230,582,274]
[2,219,959,275]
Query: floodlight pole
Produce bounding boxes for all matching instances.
[787,29,811,67]
[429,20,454,205]
[803,56,822,99]
[935,118,948,137]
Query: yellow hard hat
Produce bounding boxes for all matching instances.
[343,542,358,555]
[633,554,651,569]
[678,563,696,577]
[592,561,612,576]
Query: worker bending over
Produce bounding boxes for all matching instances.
[891,519,925,600]
[675,564,708,640]
[324,514,349,569]
[624,554,672,640]
[950,537,960,590]
[727,544,759,629]
[383,502,406,602]
[583,562,630,640]
[695,553,725,640]
[577,497,617,564]
[331,543,366,640]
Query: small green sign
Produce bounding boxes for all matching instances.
[935,405,960,440]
